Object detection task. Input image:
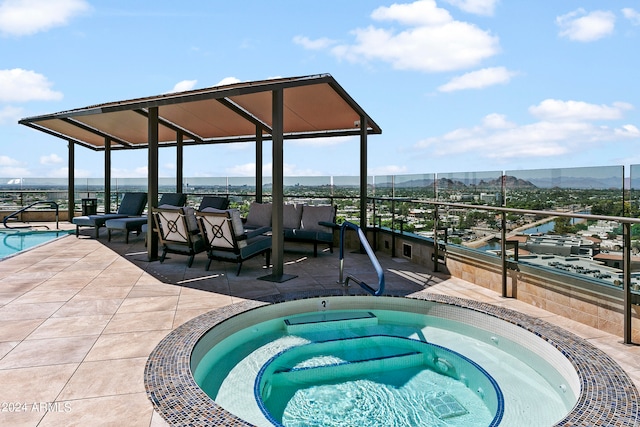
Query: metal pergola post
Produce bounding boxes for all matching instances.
[259,89,295,282]
[67,140,75,222]
[176,132,183,194]
[104,137,111,213]
[256,125,263,203]
[147,107,159,261]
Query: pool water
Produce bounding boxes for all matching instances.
[0,229,71,259]
[193,308,576,427]
[256,335,500,426]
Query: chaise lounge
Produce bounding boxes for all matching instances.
[105,193,187,243]
[72,192,148,239]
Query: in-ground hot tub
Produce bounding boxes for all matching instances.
[145,294,640,426]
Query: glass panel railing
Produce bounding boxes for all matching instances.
[395,173,435,199]
[436,171,502,204]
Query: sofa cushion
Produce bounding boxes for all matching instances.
[283,204,302,230]
[245,202,272,228]
[300,205,334,233]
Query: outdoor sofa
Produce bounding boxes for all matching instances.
[244,202,337,257]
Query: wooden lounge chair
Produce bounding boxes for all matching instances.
[153,206,206,267]
[72,192,147,239]
[196,208,271,275]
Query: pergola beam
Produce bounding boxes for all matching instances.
[217,97,272,133]
[62,117,135,148]
[134,109,205,144]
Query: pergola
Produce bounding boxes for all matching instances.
[19,73,381,281]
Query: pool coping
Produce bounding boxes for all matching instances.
[144,291,640,426]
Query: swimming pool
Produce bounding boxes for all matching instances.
[0,229,72,259]
[145,294,640,426]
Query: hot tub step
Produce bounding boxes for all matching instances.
[284,311,378,333]
[268,336,430,387]
[271,351,425,387]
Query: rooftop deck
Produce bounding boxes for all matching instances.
[1,225,639,426]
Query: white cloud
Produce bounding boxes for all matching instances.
[110,166,148,178]
[289,136,355,147]
[438,67,516,92]
[168,79,197,93]
[225,162,256,177]
[0,105,22,124]
[482,113,515,129]
[39,153,63,165]
[292,35,336,50]
[529,99,632,121]
[316,0,499,72]
[0,166,31,177]
[0,69,63,102]
[0,156,30,177]
[441,0,498,16]
[215,77,241,86]
[556,9,615,42]
[0,0,90,36]
[414,100,637,161]
[0,154,21,166]
[622,8,640,26]
[225,162,323,177]
[368,165,409,175]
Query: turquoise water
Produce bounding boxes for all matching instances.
[0,230,71,259]
[258,335,499,426]
[194,308,575,426]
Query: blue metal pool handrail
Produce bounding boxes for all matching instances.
[338,221,385,296]
[2,201,59,229]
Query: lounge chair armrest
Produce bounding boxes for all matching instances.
[244,226,272,239]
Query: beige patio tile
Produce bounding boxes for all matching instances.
[39,392,153,427]
[57,357,147,400]
[116,295,179,314]
[127,282,181,298]
[102,310,174,334]
[27,315,111,339]
[0,301,65,321]
[173,309,213,328]
[0,363,78,403]
[52,298,122,318]
[11,289,78,304]
[0,319,44,341]
[71,284,133,301]
[0,335,98,369]
[0,363,78,427]
[85,330,170,361]
[0,341,18,358]
[176,289,234,311]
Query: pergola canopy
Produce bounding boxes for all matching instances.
[20,73,380,282]
[19,73,381,149]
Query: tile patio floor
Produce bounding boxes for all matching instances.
[1,225,639,426]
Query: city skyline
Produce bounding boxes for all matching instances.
[1,1,639,179]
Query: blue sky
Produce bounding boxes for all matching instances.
[1,0,639,180]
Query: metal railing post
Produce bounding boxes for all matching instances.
[623,222,632,344]
[433,204,439,272]
[501,211,508,297]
